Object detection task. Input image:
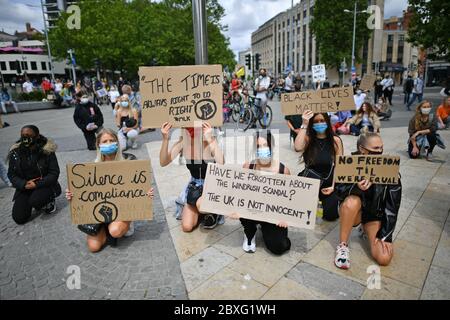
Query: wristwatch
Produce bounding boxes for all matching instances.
[300,124,307,130]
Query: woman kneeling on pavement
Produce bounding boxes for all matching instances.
[334,133,401,269]
[344,102,381,136]
[295,111,343,221]
[408,100,439,161]
[160,122,225,232]
[65,128,154,253]
[8,125,61,225]
[115,94,140,150]
[229,130,291,255]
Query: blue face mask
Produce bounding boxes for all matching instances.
[99,142,118,155]
[312,123,328,134]
[120,101,129,108]
[256,147,272,160]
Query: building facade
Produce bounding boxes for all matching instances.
[251,0,385,86]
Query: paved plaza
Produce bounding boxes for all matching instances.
[0,88,449,300]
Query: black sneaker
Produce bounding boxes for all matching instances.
[202,214,218,229]
[44,199,56,214]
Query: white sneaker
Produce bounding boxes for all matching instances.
[334,242,350,270]
[131,141,138,149]
[242,234,256,253]
[124,222,135,237]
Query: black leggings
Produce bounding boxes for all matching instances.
[240,218,291,255]
[320,191,340,221]
[12,188,54,225]
[83,130,97,150]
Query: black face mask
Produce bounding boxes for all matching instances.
[20,136,35,148]
[362,146,383,155]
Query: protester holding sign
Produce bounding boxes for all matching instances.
[65,128,154,253]
[160,122,225,232]
[73,91,104,150]
[229,130,292,255]
[7,125,62,225]
[115,94,140,150]
[294,111,343,221]
[408,101,439,161]
[344,102,381,136]
[334,133,401,269]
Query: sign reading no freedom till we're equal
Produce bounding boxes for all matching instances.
[281,87,356,115]
[334,155,400,185]
[200,163,321,230]
[67,160,153,225]
[139,65,223,128]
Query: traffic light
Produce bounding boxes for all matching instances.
[245,54,251,70]
[255,53,261,71]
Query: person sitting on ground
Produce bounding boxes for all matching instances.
[334,133,401,269]
[160,122,225,231]
[7,125,61,225]
[228,130,291,255]
[373,96,392,121]
[408,100,438,161]
[436,96,450,130]
[1,87,19,114]
[344,102,381,136]
[115,94,140,150]
[65,128,154,253]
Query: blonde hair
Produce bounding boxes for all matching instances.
[95,128,123,162]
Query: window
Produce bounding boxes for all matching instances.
[41,61,47,70]
[287,18,290,26]
[303,10,307,18]
[31,61,37,70]
[21,61,28,70]
[0,61,6,71]
[9,61,17,70]
[388,35,394,43]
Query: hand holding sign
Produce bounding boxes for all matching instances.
[161,122,172,140]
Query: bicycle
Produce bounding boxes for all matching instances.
[241,95,273,131]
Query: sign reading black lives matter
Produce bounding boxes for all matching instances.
[67,160,153,225]
[200,163,321,230]
[334,155,400,185]
[281,87,356,115]
[139,65,223,128]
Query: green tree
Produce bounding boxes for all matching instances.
[407,0,450,62]
[310,0,371,71]
[48,0,235,77]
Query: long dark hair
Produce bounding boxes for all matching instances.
[357,102,375,116]
[303,113,339,166]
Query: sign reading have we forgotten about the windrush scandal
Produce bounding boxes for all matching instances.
[334,155,400,185]
[200,163,321,230]
[67,160,153,225]
[139,65,223,128]
[281,87,355,115]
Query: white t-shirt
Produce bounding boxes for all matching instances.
[256,76,271,99]
[284,76,293,91]
[381,78,394,91]
[108,90,120,103]
[54,83,63,93]
[354,93,366,111]
[413,78,424,94]
[22,81,33,93]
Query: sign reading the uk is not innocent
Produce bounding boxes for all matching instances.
[200,163,321,230]
[139,65,223,128]
[281,87,355,115]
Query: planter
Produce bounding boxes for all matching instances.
[8,101,58,113]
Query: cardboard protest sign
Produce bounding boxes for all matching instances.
[281,87,355,115]
[67,160,153,225]
[139,65,223,128]
[312,64,326,82]
[334,155,400,185]
[359,74,377,91]
[200,163,321,230]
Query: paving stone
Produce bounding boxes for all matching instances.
[261,276,329,300]
[396,216,444,249]
[420,265,450,300]
[361,276,421,300]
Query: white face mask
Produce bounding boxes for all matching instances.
[421,108,431,115]
[80,98,89,104]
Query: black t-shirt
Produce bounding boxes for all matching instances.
[285,115,303,139]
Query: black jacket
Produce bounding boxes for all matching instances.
[7,137,62,201]
[335,166,402,243]
[73,101,104,133]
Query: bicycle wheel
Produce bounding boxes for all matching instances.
[238,107,254,132]
[258,105,273,129]
[231,103,241,122]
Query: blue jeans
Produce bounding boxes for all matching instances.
[0,159,10,186]
[407,93,423,110]
[350,124,374,136]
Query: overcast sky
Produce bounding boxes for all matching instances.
[1,0,409,58]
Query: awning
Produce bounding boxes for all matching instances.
[0,46,44,53]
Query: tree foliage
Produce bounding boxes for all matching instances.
[407,0,450,62]
[310,0,372,70]
[48,0,236,78]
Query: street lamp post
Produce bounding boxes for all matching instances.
[344,2,367,83]
[192,0,208,65]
